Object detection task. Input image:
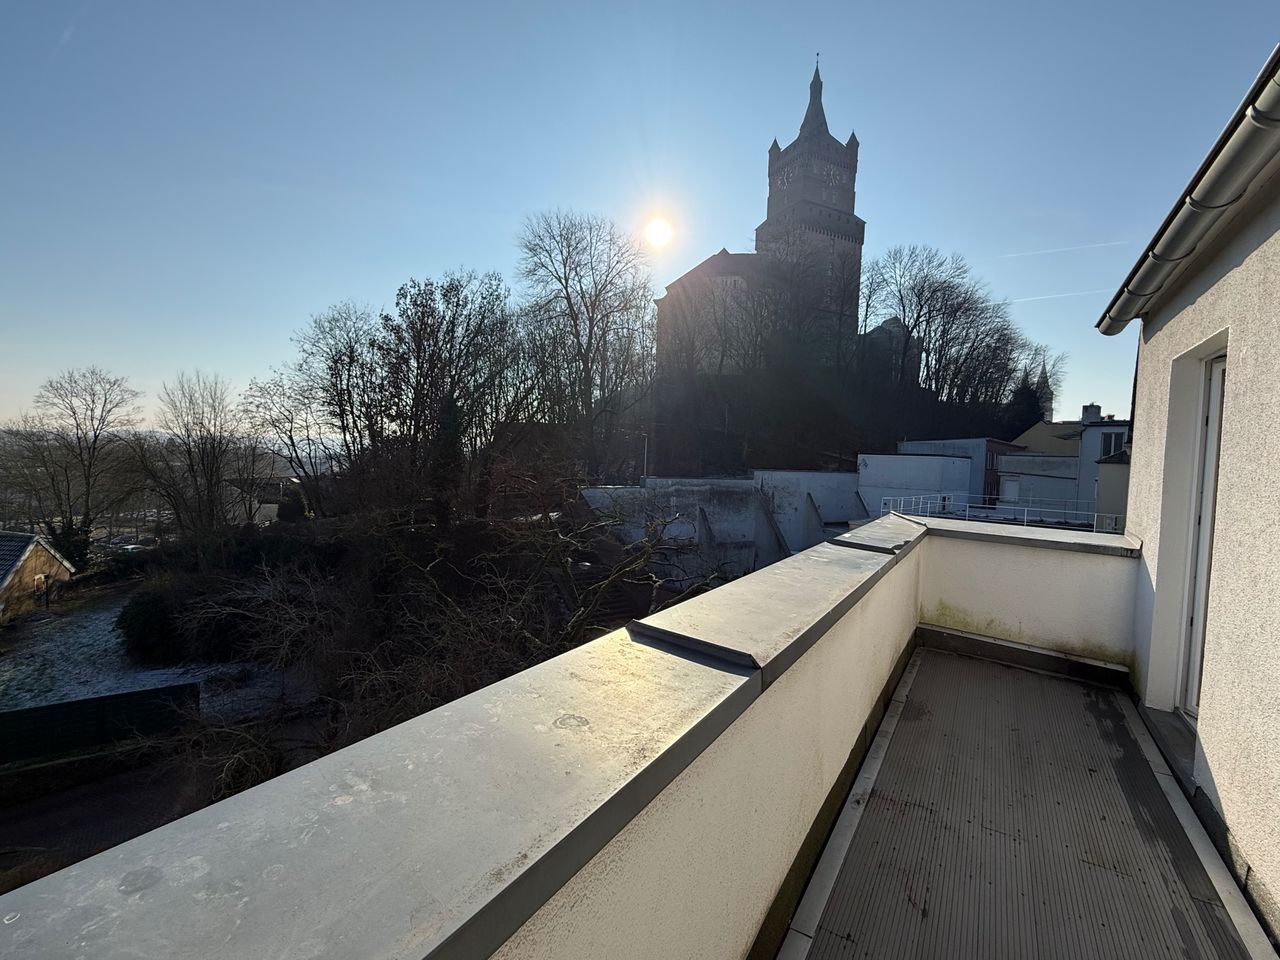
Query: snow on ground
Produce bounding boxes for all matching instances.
[0,591,297,722]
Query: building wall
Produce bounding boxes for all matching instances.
[918,536,1136,666]
[996,454,1081,506]
[1124,171,1280,935]
[583,472,863,582]
[856,454,970,515]
[0,545,71,622]
[1076,424,1128,506]
[1096,462,1130,524]
[583,479,779,583]
[897,439,988,497]
[754,470,861,550]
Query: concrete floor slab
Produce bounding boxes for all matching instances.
[785,649,1266,959]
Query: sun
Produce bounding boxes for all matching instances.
[644,217,673,249]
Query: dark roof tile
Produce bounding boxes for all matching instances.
[0,532,36,584]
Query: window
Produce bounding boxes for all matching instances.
[1101,431,1125,458]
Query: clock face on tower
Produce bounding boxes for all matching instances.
[773,166,798,191]
[822,164,848,186]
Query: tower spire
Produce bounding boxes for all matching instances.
[1035,361,1054,421]
[801,58,829,137]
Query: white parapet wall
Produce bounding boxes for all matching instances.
[917,517,1140,668]
[493,536,924,959]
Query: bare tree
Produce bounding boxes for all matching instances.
[249,276,541,518]
[518,210,656,477]
[0,367,142,566]
[294,301,385,478]
[859,244,1063,408]
[657,276,717,380]
[243,370,333,516]
[126,371,246,566]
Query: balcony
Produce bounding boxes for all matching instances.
[779,646,1256,959]
[0,515,1271,959]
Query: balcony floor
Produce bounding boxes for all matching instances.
[790,648,1253,959]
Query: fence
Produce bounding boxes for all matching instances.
[0,683,200,765]
[881,494,1124,534]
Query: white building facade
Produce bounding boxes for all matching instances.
[1097,45,1280,938]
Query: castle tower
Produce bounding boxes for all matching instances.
[755,64,865,286]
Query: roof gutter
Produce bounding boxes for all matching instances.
[1098,45,1280,335]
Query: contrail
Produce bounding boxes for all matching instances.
[998,240,1129,259]
[1010,288,1114,304]
[55,2,91,51]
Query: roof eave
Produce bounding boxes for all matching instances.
[36,537,77,575]
[1097,45,1280,336]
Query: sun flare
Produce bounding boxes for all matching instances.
[644,217,673,249]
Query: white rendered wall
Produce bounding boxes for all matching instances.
[1096,462,1130,523]
[918,536,1136,666]
[1076,425,1126,507]
[584,480,777,578]
[491,548,922,960]
[996,455,1081,506]
[857,454,970,514]
[585,475,861,567]
[896,439,987,496]
[1124,173,1280,931]
[754,470,861,551]
[752,470,859,523]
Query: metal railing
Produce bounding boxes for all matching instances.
[881,494,1124,534]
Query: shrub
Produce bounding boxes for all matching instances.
[116,588,185,664]
[275,486,307,522]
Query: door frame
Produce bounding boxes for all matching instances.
[1179,353,1227,719]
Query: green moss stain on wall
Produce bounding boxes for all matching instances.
[922,599,1027,644]
[920,599,1132,669]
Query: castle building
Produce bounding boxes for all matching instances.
[655,65,867,373]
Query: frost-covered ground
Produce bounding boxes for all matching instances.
[0,590,296,721]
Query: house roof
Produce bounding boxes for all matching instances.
[0,534,33,582]
[0,532,75,595]
[1098,45,1280,335]
[1080,419,1132,431]
[1011,420,1084,456]
[900,437,1026,447]
[661,249,762,293]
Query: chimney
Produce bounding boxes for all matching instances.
[1081,403,1102,424]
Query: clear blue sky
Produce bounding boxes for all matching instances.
[2,1,1277,422]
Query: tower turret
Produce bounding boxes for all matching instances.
[757,63,865,265]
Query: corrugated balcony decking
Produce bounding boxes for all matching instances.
[795,649,1253,959]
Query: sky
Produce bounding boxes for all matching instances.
[2,1,1278,423]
